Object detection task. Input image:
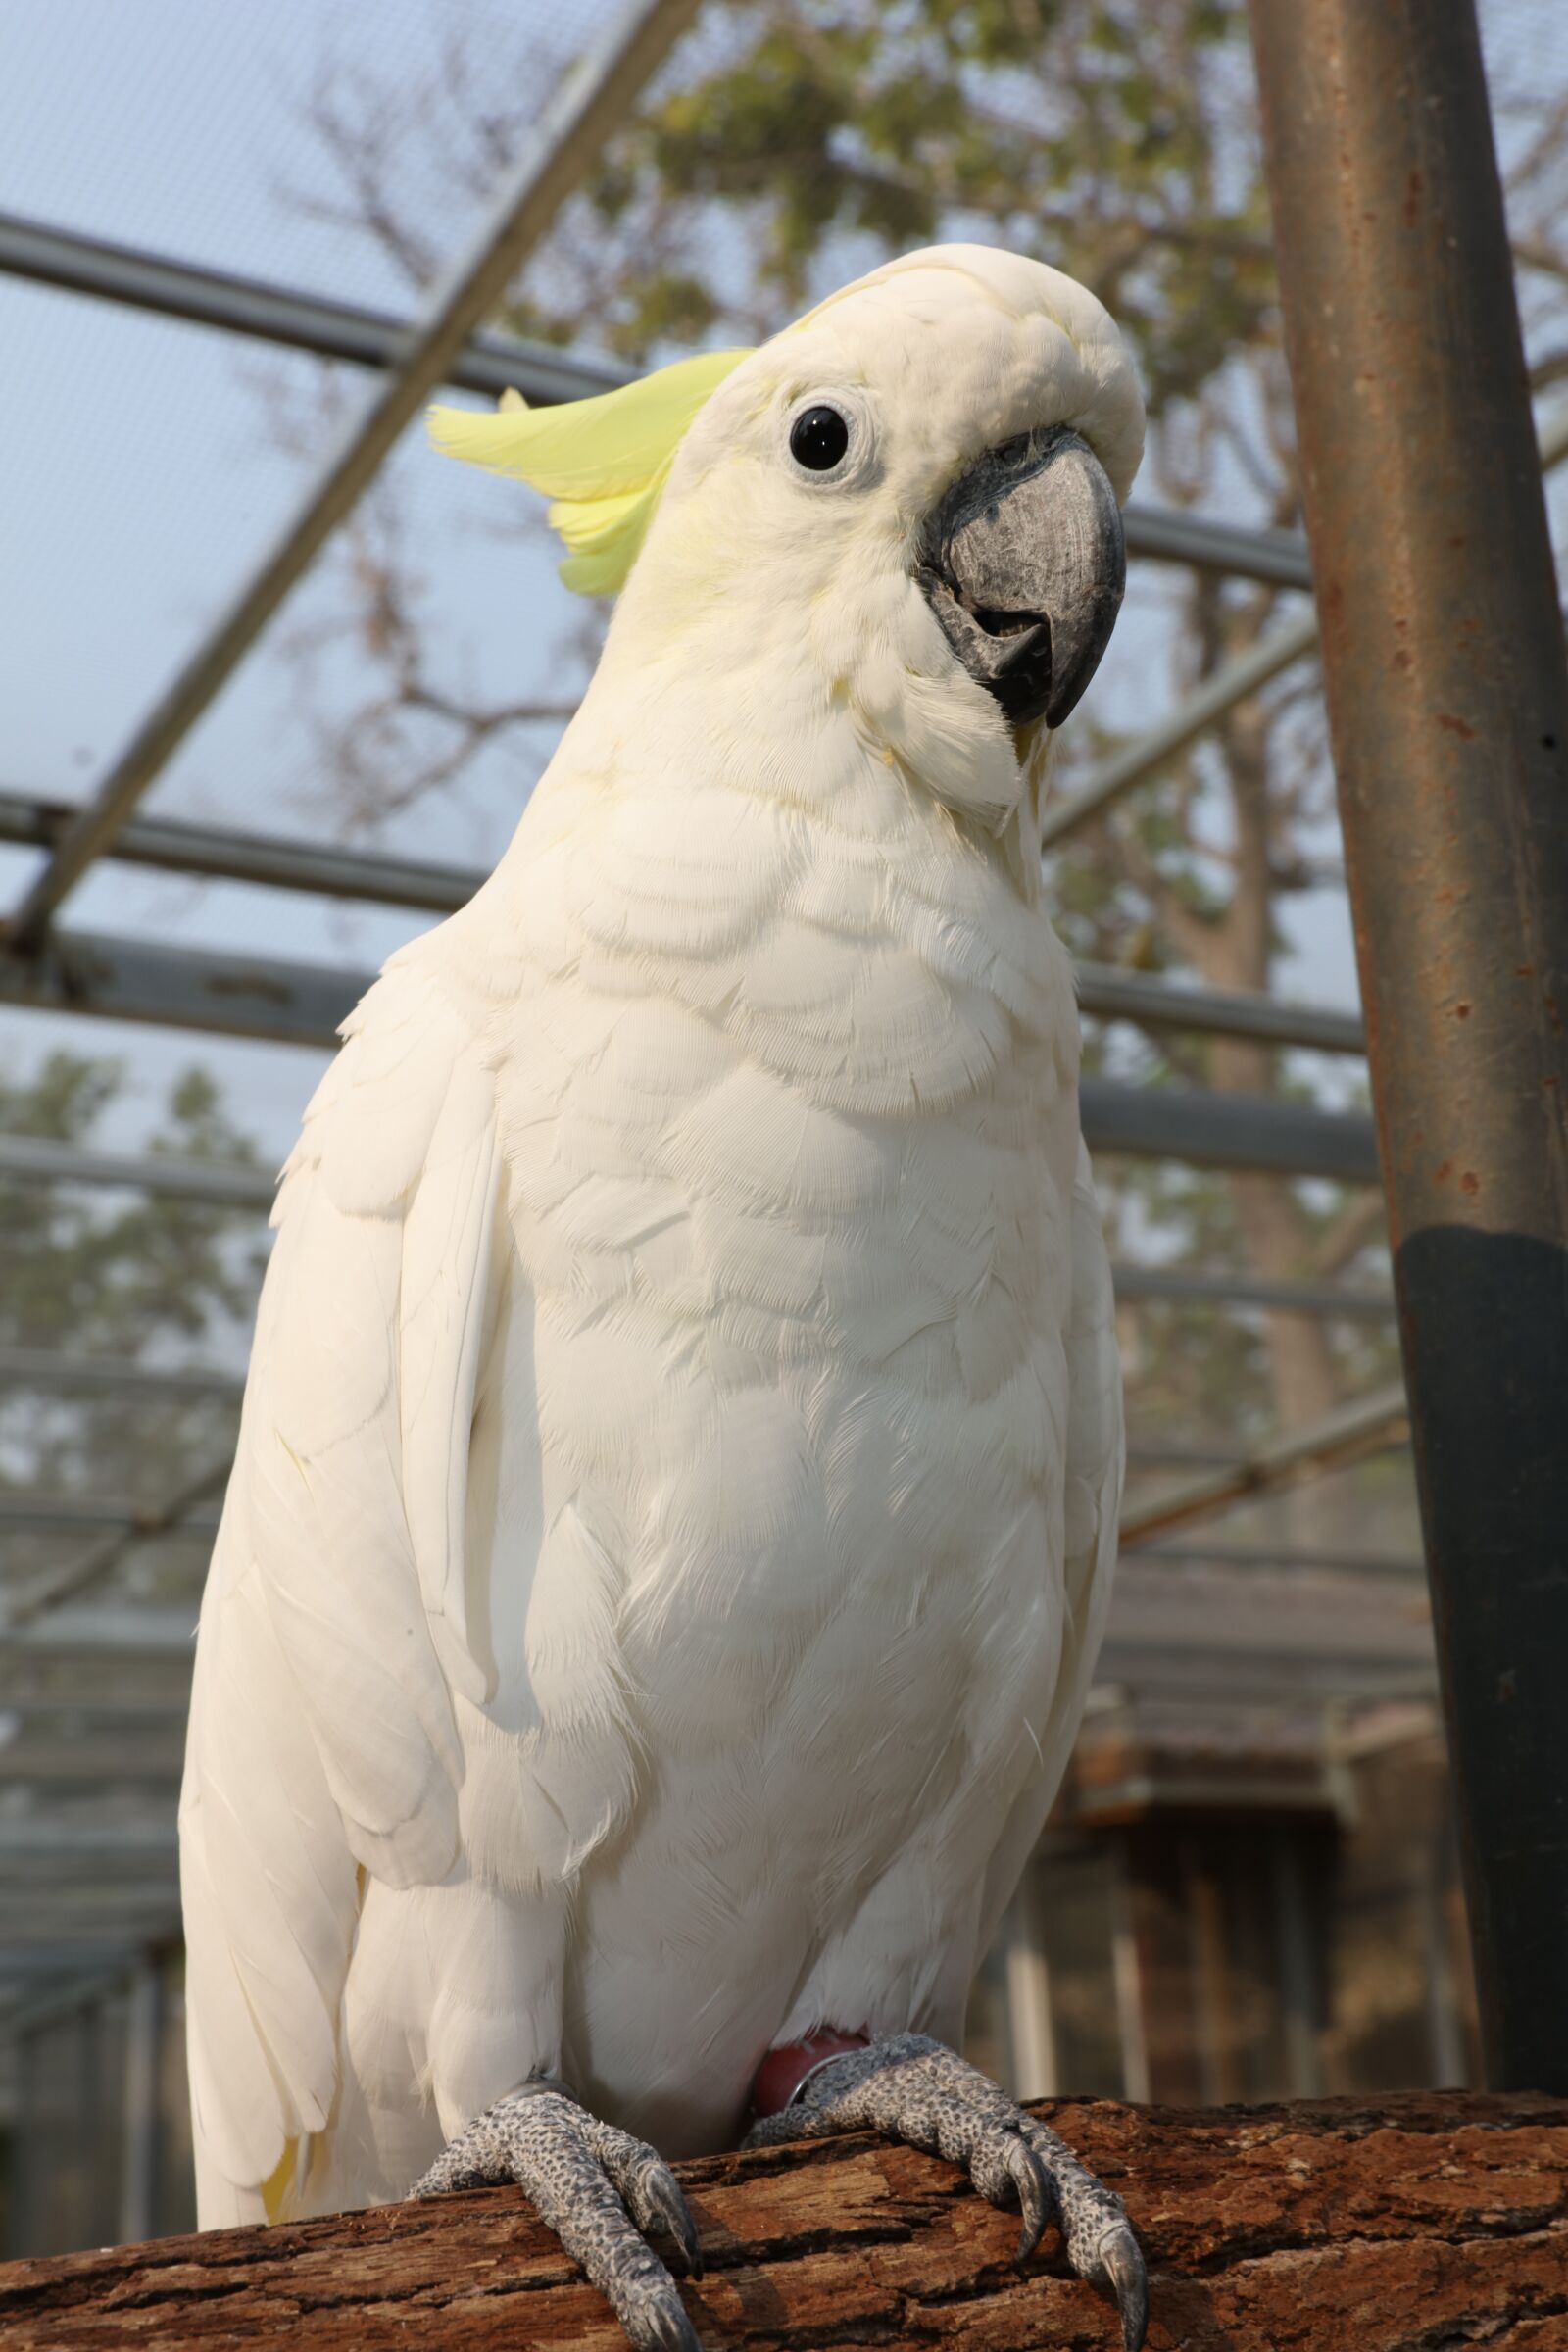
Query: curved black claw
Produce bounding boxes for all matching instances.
[407,2083,701,2352]
[745,2034,1148,2346]
[1100,2218,1149,2352]
[1004,2132,1051,2265]
[618,2145,704,2282]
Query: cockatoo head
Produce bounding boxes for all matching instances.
[431,245,1143,826]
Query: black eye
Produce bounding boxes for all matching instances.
[789,404,850,472]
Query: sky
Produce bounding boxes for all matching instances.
[0,0,1562,1176]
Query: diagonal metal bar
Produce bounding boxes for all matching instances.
[0,1455,232,1632]
[0,0,700,951]
[1041,607,1322,850]
[1118,1381,1411,1549]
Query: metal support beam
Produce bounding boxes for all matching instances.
[0,210,1317,596]
[0,923,368,1051]
[0,1820,179,1858]
[0,1605,198,1656]
[0,1346,243,1403]
[0,1690,191,1723]
[0,208,632,408]
[1120,502,1310,591]
[0,1278,1392,1434]
[1,0,700,949]
[1082,1079,1377,1184]
[1144,1543,1422,1578]
[0,1129,275,1209]
[1251,0,1568,2093]
[1041,607,1320,850]
[0,1739,185,1787]
[0,816,1372,1054]
[1113,1267,1394,1321]
[0,1495,220,1537]
[1118,1382,1411,1550]
[0,784,493,913]
[1078,964,1364,1055]
[0,1076,1381,1201]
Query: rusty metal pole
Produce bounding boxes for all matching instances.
[1248,0,1568,2092]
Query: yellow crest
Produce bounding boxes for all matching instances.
[427,348,753,596]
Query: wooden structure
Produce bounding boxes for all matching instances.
[3,2091,1565,2348]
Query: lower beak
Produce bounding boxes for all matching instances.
[917,428,1126,728]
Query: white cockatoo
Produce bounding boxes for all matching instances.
[181,243,1145,2350]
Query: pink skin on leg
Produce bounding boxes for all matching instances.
[748,2030,869,2122]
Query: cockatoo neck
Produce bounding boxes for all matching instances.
[579,550,1033,842]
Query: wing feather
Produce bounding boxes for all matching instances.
[976,1138,1124,1949]
[181,951,511,2205]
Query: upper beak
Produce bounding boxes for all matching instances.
[916,428,1126,729]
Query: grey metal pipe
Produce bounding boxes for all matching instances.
[0,1346,244,1402]
[0,209,631,407]
[1120,503,1310,592]
[0,210,1317,595]
[0,1075,1380,1200]
[1081,1077,1378,1184]
[1250,0,1568,2092]
[0,1131,275,1208]
[0,1822,180,1859]
[0,1496,220,1538]
[1077,962,1364,1054]
[0,784,498,912]
[1,0,701,949]
[0,924,371,1052]
[0,817,1371,1054]
[1112,1266,1394,1321]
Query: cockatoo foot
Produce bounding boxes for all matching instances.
[407,2078,703,2352]
[744,2032,1148,2351]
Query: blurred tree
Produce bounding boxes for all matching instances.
[0,1054,264,1610]
[260,0,1568,1539]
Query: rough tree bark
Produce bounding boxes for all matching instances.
[3,2092,1565,2348]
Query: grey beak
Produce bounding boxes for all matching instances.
[917,428,1126,728]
